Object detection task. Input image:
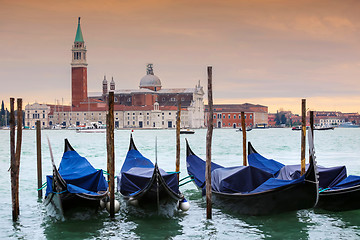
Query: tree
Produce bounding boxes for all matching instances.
[0,100,4,126]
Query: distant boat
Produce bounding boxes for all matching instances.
[236,127,252,132]
[338,122,360,128]
[180,129,195,134]
[292,126,309,131]
[76,122,106,133]
[314,125,335,131]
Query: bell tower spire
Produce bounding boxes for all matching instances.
[71,17,88,107]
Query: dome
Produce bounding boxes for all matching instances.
[140,74,161,88]
[139,63,162,90]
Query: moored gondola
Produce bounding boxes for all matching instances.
[186,139,319,216]
[117,135,188,211]
[248,142,360,211]
[44,139,109,216]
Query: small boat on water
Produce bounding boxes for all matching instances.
[117,135,189,211]
[314,126,334,131]
[185,138,318,216]
[248,142,360,211]
[180,129,195,134]
[338,122,360,128]
[236,127,252,132]
[76,122,106,133]
[292,126,309,131]
[44,139,109,216]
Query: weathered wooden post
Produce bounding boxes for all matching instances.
[107,92,115,217]
[309,111,314,163]
[10,98,17,221]
[36,120,43,199]
[176,97,181,181]
[10,98,22,221]
[206,66,214,219]
[301,99,306,175]
[241,112,247,166]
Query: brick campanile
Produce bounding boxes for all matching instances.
[71,17,88,107]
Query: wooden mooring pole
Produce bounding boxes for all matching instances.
[36,120,43,199]
[241,112,247,166]
[10,98,22,221]
[301,99,306,175]
[309,111,314,163]
[176,98,181,182]
[107,92,115,217]
[206,66,214,219]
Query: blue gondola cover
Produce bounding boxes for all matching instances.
[118,148,179,196]
[248,150,349,190]
[46,150,108,196]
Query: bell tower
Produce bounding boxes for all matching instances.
[71,17,88,107]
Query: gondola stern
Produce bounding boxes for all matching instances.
[185,138,196,157]
[64,138,75,153]
[129,134,138,151]
[248,142,258,155]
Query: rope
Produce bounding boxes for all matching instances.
[319,187,330,193]
[54,190,68,194]
[179,179,194,187]
[179,175,193,182]
[167,171,180,174]
[37,182,47,191]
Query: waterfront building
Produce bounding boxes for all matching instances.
[205,103,268,128]
[24,103,51,129]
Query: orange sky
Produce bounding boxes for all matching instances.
[1,0,359,114]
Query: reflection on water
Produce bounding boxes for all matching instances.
[1,129,360,239]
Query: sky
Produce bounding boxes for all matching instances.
[1,0,359,114]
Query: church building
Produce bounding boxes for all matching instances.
[25,17,205,129]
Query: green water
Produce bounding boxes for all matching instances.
[1,128,360,239]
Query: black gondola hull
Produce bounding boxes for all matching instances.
[317,185,360,211]
[212,180,317,216]
[122,165,183,210]
[45,192,102,215]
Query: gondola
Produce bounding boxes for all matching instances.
[248,142,360,211]
[117,135,188,211]
[185,138,319,216]
[44,139,109,216]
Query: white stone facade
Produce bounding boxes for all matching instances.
[25,103,51,129]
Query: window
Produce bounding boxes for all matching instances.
[147,113,149,115]
[234,115,236,119]
[170,98,176,101]
[43,114,45,118]
[127,113,130,115]
[169,113,171,115]
[127,98,131,102]
[214,114,216,119]
[223,114,225,118]
[140,113,142,115]
[181,98,185,101]
[239,114,241,119]
[228,114,230,119]
[147,121,149,125]
[162,121,164,125]
[133,121,135,125]
[162,113,164,115]
[250,115,252,119]
[127,121,130,125]
[133,113,135,115]
[162,98,165,101]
